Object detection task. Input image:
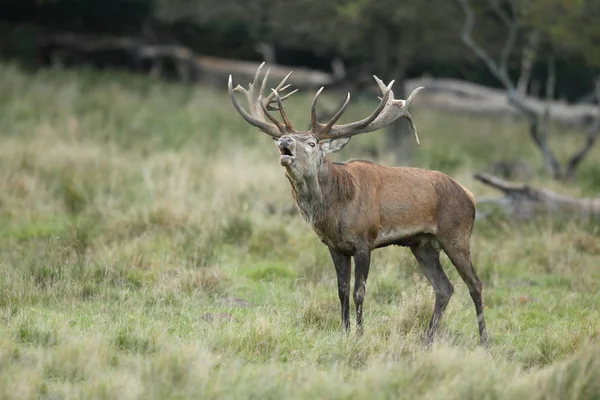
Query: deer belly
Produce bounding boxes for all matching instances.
[373,226,424,248]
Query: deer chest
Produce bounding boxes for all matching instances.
[311,222,354,254]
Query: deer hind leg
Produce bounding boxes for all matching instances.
[440,239,488,347]
[353,250,371,335]
[410,239,454,347]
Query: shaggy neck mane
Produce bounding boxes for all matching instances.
[286,158,355,226]
[318,159,355,203]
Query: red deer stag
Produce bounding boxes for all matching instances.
[228,62,488,346]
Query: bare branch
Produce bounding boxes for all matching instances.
[532,56,563,178]
[485,0,513,27]
[500,19,518,73]
[565,130,600,180]
[526,118,563,179]
[565,76,600,179]
[516,32,539,96]
[484,0,519,73]
[512,57,562,178]
[545,56,556,102]
[500,24,519,75]
[539,56,556,138]
[474,172,529,193]
[457,0,541,125]
[506,93,538,122]
[457,0,515,91]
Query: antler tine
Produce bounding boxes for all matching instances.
[264,71,294,106]
[402,85,425,146]
[310,87,325,132]
[251,67,290,131]
[321,92,351,134]
[228,62,288,139]
[259,67,271,99]
[407,111,420,146]
[266,88,298,111]
[260,95,287,132]
[313,77,424,144]
[251,62,266,94]
[271,89,294,132]
[279,88,299,101]
[311,83,392,140]
[259,66,287,113]
[234,84,249,96]
[374,77,424,146]
[373,75,388,94]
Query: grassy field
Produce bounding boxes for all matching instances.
[0,62,599,399]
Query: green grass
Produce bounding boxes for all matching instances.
[0,62,600,399]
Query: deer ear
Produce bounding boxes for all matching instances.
[319,137,351,154]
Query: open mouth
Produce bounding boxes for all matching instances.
[279,146,294,166]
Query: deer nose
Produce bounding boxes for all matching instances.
[278,136,294,148]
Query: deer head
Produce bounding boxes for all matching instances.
[228,62,424,180]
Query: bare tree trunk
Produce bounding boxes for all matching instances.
[516,32,539,96]
[536,55,562,179]
[564,75,600,180]
[331,56,346,82]
[383,65,414,164]
[370,26,415,164]
[50,50,66,69]
[149,59,164,78]
[385,119,413,164]
[255,42,276,64]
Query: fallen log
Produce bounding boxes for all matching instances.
[38,34,333,88]
[406,77,598,128]
[195,56,333,88]
[473,172,600,220]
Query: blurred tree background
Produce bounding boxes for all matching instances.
[1,0,598,100]
[1,0,598,168]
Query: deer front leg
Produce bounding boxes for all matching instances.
[353,250,371,335]
[329,247,351,333]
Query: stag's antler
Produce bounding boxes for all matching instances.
[228,62,298,138]
[309,77,424,145]
[230,63,424,144]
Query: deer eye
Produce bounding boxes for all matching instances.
[308,142,316,147]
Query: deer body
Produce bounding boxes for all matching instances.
[229,63,488,346]
[289,159,474,253]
